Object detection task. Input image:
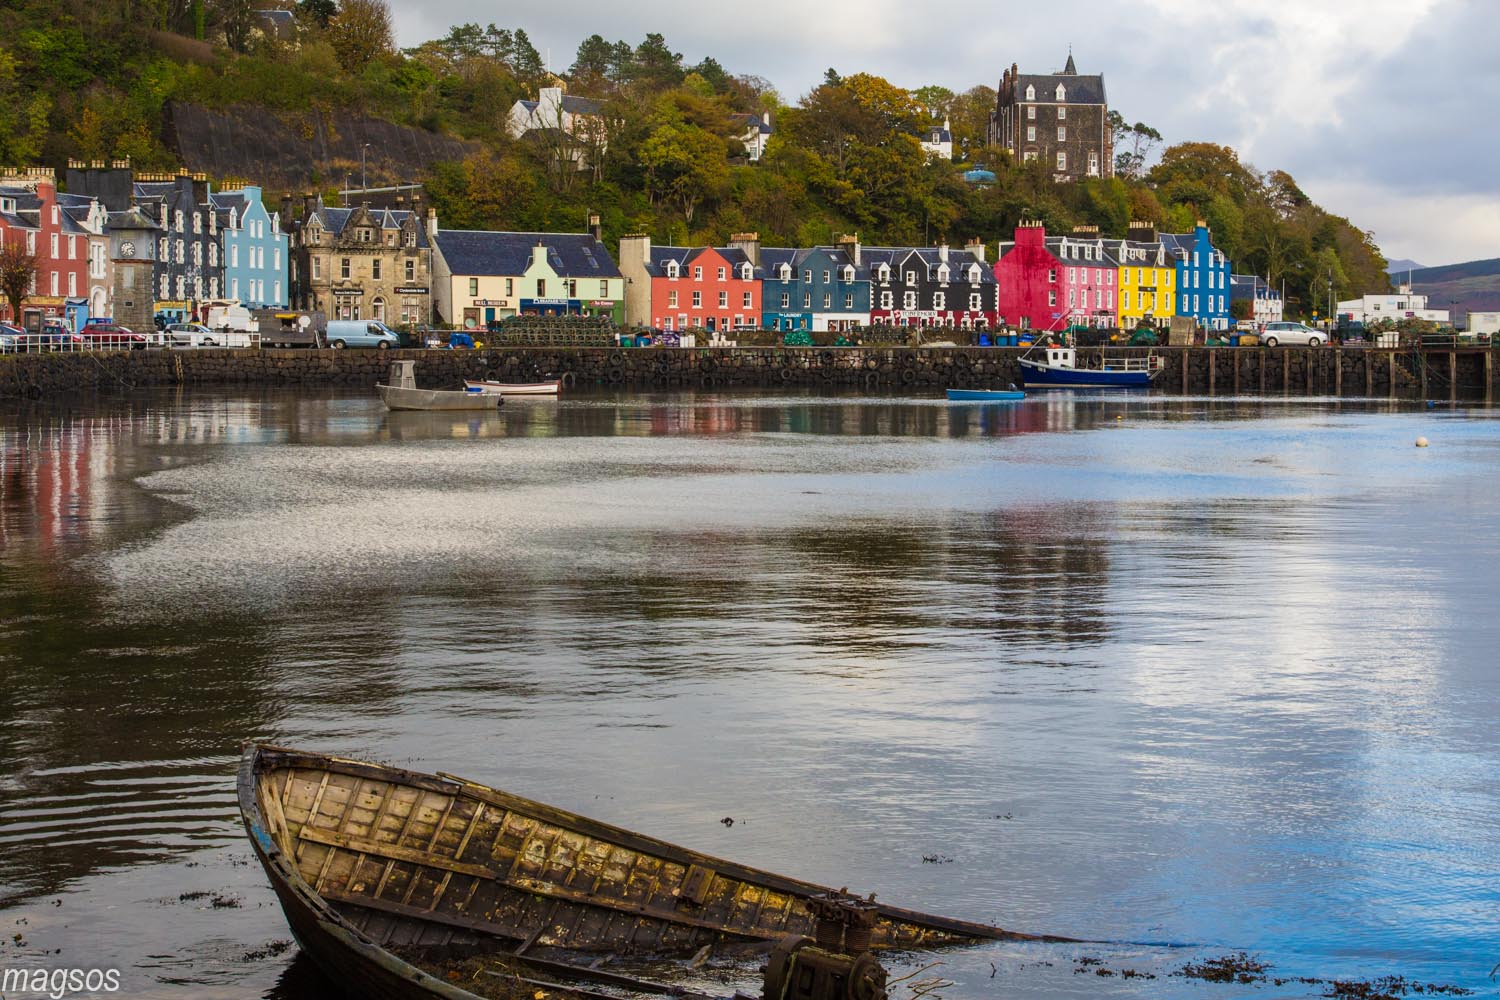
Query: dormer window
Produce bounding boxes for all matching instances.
[937,265,950,284]
[842,265,854,282]
[666,261,680,279]
[778,263,791,280]
[1056,84,1067,101]
[740,263,753,280]
[1025,85,1035,101]
[229,209,238,230]
[876,264,890,282]
[968,264,981,283]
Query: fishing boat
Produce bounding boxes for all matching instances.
[463,379,562,397]
[239,744,1065,999]
[946,388,1025,402]
[1018,347,1159,388]
[378,361,503,412]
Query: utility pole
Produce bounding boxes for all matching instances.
[361,144,371,195]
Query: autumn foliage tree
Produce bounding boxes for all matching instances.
[327,0,393,72]
[0,236,38,326]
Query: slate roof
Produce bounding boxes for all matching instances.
[1045,237,1119,267]
[0,186,39,230]
[734,113,774,135]
[642,245,760,278]
[862,247,996,283]
[1111,238,1168,266]
[312,204,430,247]
[1231,275,1277,300]
[1014,68,1107,105]
[106,208,161,231]
[435,230,619,278]
[924,126,952,144]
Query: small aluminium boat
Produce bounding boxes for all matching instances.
[946,388,1025,402]
[463,379,562,397]
[1018,347,1159,388]
[378,360,503,412]
[239,744,1068,1000]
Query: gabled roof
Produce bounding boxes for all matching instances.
[643,245,760,278]
[106,207,160,231]
[733,113,773,135]
[1014,71,1106,105]
[435,230,619,278]
[1045,237,1119,267]
[0,210,36,231]
[924,127,952,144]
[310,203,430,247]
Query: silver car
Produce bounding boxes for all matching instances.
[1261,322,1325,347]
[165,323,220,348]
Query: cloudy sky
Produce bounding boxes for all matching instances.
[389,0,1498,267]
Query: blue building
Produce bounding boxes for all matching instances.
[1163,223,1231,331]
[211,185,288,308]
[760,242,871,332]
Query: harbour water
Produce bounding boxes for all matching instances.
[1,387,1498,999]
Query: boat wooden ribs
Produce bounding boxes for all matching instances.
[240,745,1044,972]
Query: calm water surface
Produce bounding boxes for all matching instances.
[1,387,1497,999]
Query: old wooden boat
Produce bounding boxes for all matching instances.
[463,379,562,397]
[946,388,1025,402]
[239,745,1062,998]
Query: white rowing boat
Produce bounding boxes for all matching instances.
[463,379,562,396]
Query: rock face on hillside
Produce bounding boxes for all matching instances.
[163,101,477,191]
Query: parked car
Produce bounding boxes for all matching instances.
[164,323,220,348]
[14,323,85,351]
[78,323,148,350]
[0,322,20,352]
[325,319,399,349]
[1260,321,1325,347]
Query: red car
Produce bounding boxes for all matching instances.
[78,323,148,350]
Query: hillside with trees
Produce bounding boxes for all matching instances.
[0,0,1391,318]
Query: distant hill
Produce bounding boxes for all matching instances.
[1403,258,1500,326]
[1386,258,1425,276]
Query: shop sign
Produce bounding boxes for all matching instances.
[395,285,429,295]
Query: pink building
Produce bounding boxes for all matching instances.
[995,223,1118,331]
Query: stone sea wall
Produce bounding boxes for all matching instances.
[1,346,1494,399]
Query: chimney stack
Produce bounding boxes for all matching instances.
[729,231,761,267]
[588,213,602,242]
[303,192,319,220]
[1127,220,1157,243]
[835,233,861,267]
[426,205,438,242]
[965,237,987,263]
[937,243,949,263]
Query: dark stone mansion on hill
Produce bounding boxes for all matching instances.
[989,53,1112,183]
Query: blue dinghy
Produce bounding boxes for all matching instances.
[946,388,1026,402]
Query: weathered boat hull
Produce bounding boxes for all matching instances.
[463,380,562,396]
[377,383,503,411]
[946,389,1025,402]
[1017,360,1153,388]
[239,744,1053,994]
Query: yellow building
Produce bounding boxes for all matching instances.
[1113,223,1176,329]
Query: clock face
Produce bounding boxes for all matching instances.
[120,241,136,258]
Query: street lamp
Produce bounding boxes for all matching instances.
[1327,270,1334,338]
[361,143,371,194]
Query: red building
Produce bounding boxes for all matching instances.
[618,238,762,333]
[0,170,92,326]
[995,222,1118,331]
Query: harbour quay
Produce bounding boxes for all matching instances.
[1,345,1496,399]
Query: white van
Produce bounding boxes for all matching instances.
[325,320,400,349]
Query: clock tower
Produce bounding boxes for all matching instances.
[107,206,160,335]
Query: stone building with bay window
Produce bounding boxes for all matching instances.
[288,195,434,326]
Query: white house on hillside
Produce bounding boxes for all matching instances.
[920,117,953,160]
